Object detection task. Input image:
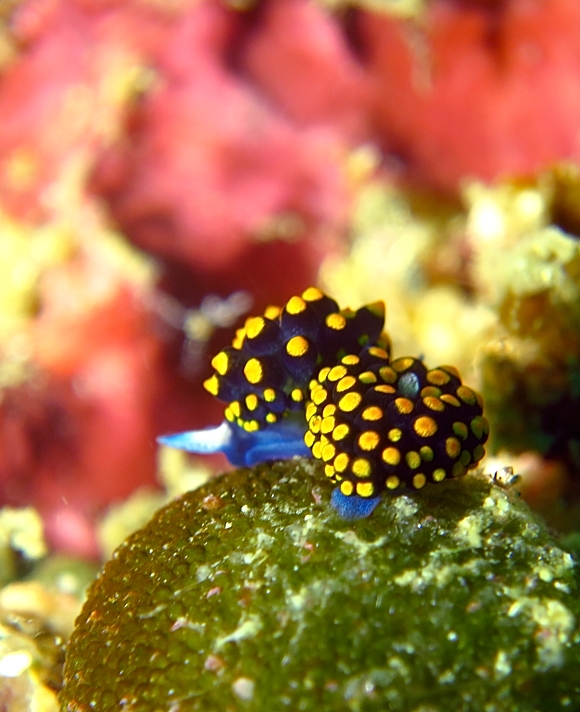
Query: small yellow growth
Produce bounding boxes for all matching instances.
[286,295,306,314]
[302,287,323,302]
[312,441,323,459]
[427,369,451,386]
[470,416,489,439]
[211,351,229,376]
[412,473,427,489]
[341,355,360,365]
[245,316,265,340]
[264,388,277,403]
[441,365,460,378]
[286,335,309,357]
[366,300,385,318]
[414,416,438,438]
[244,358,263,384]
[423,396,444,412]
[305,402,317,421]
[475,391,484,409]
[452,462,467,478]
[304,431,316,448]
[460,451,472,466]
[243,420,259,432]
[395,397,413,414]
[352,458,371,478]
[334,452,350,472]
[328,365,348,382]
[392,357,414,372]
[338,392,362,412]
[386,475,400,490]
[421,386,441,398]
[325,464,335,478]
[321,416,335,434]
[473,444,485,462]
[453,422,469,440]
[388,428,402,442]
[310,415,322,433]
[232,328,246,349]
[312,387,328,406]
[362,406,383,421]
[245,394,258,411]
[266,413,277,423]
[457,386,476,405]
[318,367,331,383]
[374,385,396,395]
[225,407,235,422]
[420,445,434,461]
[406,451,421,469]
[368,346,389,360]
[382,447,401,466]
[356,481,375,497]
[340,480,354,496]
[230,401,241,418]
[358,371,377,384]
[336,376,356,392]
[323,404,336,417]
[358,431,380,451]
[204,375,220,396]
[264,305,281,320]
[322,443,336,462]
[332,424,350,441]
[445,437,461,459]
[379,367,397,383]
[291,388,304,402]
[440,394,460,407]
[326,313,346,330]
[432,468,446,482]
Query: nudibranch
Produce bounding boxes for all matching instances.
[158,288,489,519]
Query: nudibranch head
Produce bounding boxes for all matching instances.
[304,349,489,499]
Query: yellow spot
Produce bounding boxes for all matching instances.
[368,346,389,360]
[341,355,360,365]
[413,416,438,438]
[412,473,427,489]
[382,447,401,466]
[325,312,346,330]
[433,468,446,482]
[305,402,317,421]
[386,475,400,490]
[325,464,335,479]
[302,287,323,302]
[388,428,402,442]
[352,458,371,478]
[304,431,316,448]
[318,367,331,383]
[358,431,380,451]
[336,376,356,392]
[291,388,304,402]
[332,424,350,441]
[356,481,375,497]
[362,406,383,421]
[225,407,234,422]
[328,365,347,382]
[421,386,441,398]
[392,357,414,372]
[286,295,306,315]
[321,416,335,434]
[312,440,323,459]
[243,420,259,432]
[286,335,309,358]
[232,328,246,349]
[453,422,468,440]
[406,451,421,469]
[395,398,413,414]
[460,451,472,466]
[245,394,258,411]
[457,386,476,405]
[441,365,460,378]
[379,367,397,383]
[470,416,489,440]
[423,396,445,412]
[358,371,377,384]
[338,392,362,412]
[310,415,322,434]
[244,358,263,384]
[245,316,265,340]
[266,413,277,423]
[420,446,434,462]
[203,375,220,396]
[440,394,460,407]
[445,437,461,459]
[472,444,485,462]
[374,385,396,395]
[322,443,336,461]
[334,453,349,473]
[264,305,281,320]
[230,401,241,418]
[312,387,328,406]
[340,480,354,496]
[427,369,450,386]
[475,391,484,409]
[452,462,467,478]
[211,351,229,376]
[264,388,276,403]
[322,404,336,417]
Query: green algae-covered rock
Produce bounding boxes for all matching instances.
[61,460,580,711]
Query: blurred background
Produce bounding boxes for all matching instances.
[1,0,580,561]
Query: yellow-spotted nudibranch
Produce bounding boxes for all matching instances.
[158,288,489,520]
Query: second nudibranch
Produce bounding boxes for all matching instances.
[158,287,489,520]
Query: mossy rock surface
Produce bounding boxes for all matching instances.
[61,460,580,711]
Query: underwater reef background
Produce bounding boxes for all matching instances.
[1,0,580,708]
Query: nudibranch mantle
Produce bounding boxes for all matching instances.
[158,288,489,520]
